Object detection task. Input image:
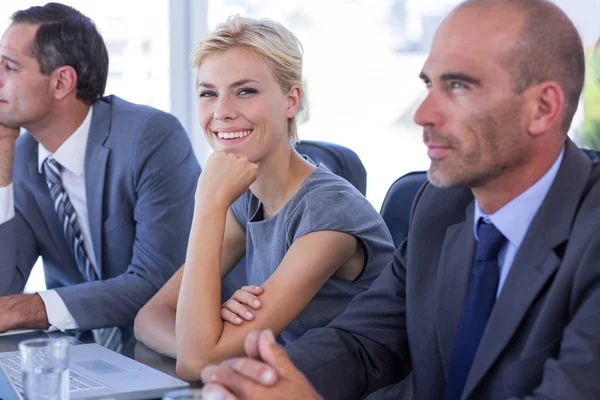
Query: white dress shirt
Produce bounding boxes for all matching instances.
[473,146,565,299]
[0,107,95,330]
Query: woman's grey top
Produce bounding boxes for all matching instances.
[230,164,395,345]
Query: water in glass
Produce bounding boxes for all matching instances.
[22,366,69,400]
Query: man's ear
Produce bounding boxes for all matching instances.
[526,81,564,136]
[51,66,78,101]
[285,84,302,119]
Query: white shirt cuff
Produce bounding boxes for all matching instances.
[37,290,79,331]
[0,183,15,224]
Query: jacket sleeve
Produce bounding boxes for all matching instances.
[0,210,39,295]
[286,246,412,399]
[55,112,201,329]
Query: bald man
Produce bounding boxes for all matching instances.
[199,1,600,399]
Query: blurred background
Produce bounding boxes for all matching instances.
[1,0,599,291]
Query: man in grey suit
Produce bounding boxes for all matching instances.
[198,1,600,399]
[0,3,200,332]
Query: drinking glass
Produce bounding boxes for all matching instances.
[19,338,70,400]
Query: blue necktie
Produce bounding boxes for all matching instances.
[43,157,99,282]
[444,220,506,400]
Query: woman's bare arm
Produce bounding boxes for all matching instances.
[175,227,361,380]
[133,208,246,357]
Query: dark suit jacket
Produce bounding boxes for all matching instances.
[287,140,600,399]
[0,96,201,330]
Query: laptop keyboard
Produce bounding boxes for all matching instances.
[1,355,107,394]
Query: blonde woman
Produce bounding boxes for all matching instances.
[133,16,395,380]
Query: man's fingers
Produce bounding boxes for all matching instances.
[229,357,278,386]
[211,357,278,386]
[203,383,237,400]
[244,330,261,359]
[205,359,257,381]
[211,364,265,399]
[215,357,278,385]
[201,364,218,384]
[257,330,295,375]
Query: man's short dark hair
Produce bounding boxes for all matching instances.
[460,0,585,134]
[11,2,109,104]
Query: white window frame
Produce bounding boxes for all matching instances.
[169,0,211,165]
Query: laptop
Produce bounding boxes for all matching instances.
[0,342,189,400]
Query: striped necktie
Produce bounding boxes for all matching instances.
[43,157,98,282]
[43,157,122,351]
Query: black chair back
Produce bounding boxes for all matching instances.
[295,140,367,195]
[380,171,428,247]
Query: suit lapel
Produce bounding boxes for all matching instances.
[84,98,112,277]
[462,140,592,399]
[436,201,476,376]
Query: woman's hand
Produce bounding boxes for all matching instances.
[0,125,20,186]
[196,152,259,208]
[221,286,264,325]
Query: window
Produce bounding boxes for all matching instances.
[207,0,600,208]
[1,0,171,112]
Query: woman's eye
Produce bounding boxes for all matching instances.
[238,88,257,96]
[199,91,216,98]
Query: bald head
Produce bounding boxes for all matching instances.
[454,0,585,134]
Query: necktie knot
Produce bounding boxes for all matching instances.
[475,220,506,262]
[45,157,61,170]
[43,157,62,186]
[44,156,60,169]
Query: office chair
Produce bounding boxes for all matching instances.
[295,140,367,195]
[221,140,368,301]
[380,170,428,247]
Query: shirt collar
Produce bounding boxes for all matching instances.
[474,146,565,247]
[38,107,93,176]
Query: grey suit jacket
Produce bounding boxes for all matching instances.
[0,95,201,330]
[287,140,600,399]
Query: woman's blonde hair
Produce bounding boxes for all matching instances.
[191,15,306,144]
